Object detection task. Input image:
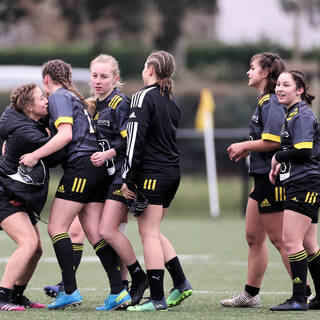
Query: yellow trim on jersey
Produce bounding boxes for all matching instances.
[258,94,270,107]
[120,129,127,138]
[286,107,299,121]
[294,142,313,149]
[94,112,99,121]
[54,117,73,128]
[109,95,123,109]
[261,133,281,143]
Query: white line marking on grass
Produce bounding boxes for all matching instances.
[29,287,292,295]
[0,254,284,268]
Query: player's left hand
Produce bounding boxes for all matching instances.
[121,183,136,200]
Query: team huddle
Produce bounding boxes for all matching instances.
[0,51,192,312]
[0,49,320,313]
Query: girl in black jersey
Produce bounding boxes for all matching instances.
[269,71,320,311]
[221,53,294,307]
[88,54,148,309]
[121,51,192,311]
[19,60,130,310]
[0,84,63,311]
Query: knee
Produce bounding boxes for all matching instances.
[246,231,265,248]
[99,226,115,244]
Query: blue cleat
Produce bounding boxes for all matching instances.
[47,290,82,310]
[96,289,131,311]
[270,298,307,311]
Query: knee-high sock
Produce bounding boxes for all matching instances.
[94,239,123,294]
[51,233,77,294]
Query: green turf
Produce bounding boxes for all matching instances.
[0,218,318,319]
[0,175,318,319]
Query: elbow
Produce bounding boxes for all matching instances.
[64,132,73,144]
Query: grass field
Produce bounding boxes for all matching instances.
[0,176,319,319]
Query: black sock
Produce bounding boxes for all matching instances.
[72,242,84,273]
[308,249,320,298]
[93,239,123,294]
[289,250,308,302]
[0,287,11,301]
[147,269,164,301]
[165,256,186,287]
[122,280,129,290]
[127,260,147,283]
[245,284,260,297]
[11,284,27,299]
[51,233,77,294]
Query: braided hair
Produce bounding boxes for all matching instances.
[42,59,88,107]
[288,70,315,106]
[251,52,285,94]
[146,50,176,99]
[10,83,37,115]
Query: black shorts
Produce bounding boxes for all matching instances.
[107,183,126,204]
[250,174,284,214]
[55,155,112,203]
[136,177,180,209]
[0,188,37,229]
[283,175,320,223]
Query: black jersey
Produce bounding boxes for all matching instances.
[249,93,286,175]
[279,101,320,184]
[0,106,64,215]
[123,84,181,183]
[48,87,99,164]
[93,88,130,183]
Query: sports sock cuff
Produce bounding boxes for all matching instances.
[289,250,307,262]
[72,243,84,251]
[93,239,108,253]
[51,232,70,245]
[245,284,260,297]
[307,249,320,263]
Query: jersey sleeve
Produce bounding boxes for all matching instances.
[114,98,130,155]
[49,93,74,129]
[289,111,315,149]
[122,91,152,182]
[261,99,284,143]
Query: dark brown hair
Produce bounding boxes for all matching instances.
[42,59,88,107]
[287,70,315,105]
[146,50,175,99]
[251,52,285,94]
[10,83,37,115]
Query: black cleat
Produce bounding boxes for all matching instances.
[308,297,320,310]
[270,298,307,311]
[43,282,64,298]
[129,278,149,306]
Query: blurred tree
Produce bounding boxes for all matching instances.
[56,0,146,50]
[280,0,320,60]
[154,0,218,51]
[0,0,39,32]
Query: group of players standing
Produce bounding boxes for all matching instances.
[1,48,320,314]
[0,50,192,312]
[222,52,320,311]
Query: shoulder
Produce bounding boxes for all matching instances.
[131,86,158,108]
[108,90,130,110]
